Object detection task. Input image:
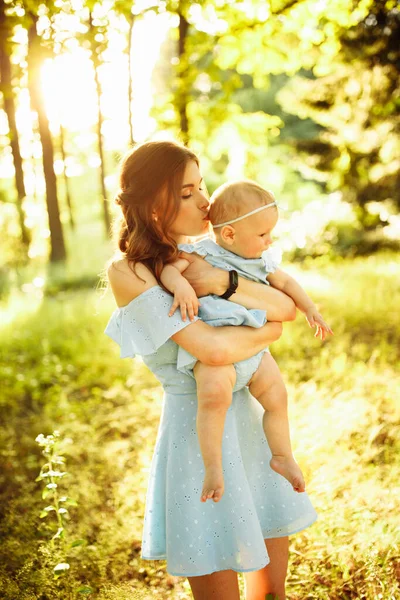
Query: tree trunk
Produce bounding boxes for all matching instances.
[89,12,111,238]
[59,124,75,229]
[128,13,135,147]
[0,2,30,247]
[27,16,66,262]
[178,7,189,145]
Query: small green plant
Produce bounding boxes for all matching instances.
[35,430,92,594]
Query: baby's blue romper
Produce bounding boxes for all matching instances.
[104,262,318,578]
[177,239,284,389]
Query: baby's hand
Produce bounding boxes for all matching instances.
[169,280,200,322]
[305,307,333,341]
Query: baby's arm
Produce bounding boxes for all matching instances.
[267,269,333,340]
[160,259,200,322]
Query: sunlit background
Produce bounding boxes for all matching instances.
[0,0,398,299]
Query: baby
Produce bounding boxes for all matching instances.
[160,180,333,503]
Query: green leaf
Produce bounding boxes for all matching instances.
[52,527,64,540]
[42,488,52,500]
[77,586,93,594]
[60,497,78,507]
[46,483,57,489]
[41,470,67,478]
[58,507,68,514]
[39,505,56,517]
[53,562,70,573]
[71,539,87,548]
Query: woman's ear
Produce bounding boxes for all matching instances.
[220,225,235,245]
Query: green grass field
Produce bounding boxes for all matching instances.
[0,252,399,599]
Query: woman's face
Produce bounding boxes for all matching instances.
[169,160,210,242]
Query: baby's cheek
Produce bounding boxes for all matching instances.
[256,240,265,254]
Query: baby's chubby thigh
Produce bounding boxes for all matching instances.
[233,350,267,393]
[248,351,287,412]
[193,362,236,410]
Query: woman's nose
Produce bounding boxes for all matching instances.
[199,195,210,211]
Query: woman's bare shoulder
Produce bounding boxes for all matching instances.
[107,258,158,307]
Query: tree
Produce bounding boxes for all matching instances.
[86,3,111,237]
[27,9,66,261]
[0,0,30,249]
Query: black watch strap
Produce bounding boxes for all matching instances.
[219,269,239,300]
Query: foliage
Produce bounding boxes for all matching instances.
[151,0,399,235]
[1,0,397,269]
[277,0,400,227]
[0,253,399,598]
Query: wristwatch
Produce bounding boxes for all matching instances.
[219,269,239,300]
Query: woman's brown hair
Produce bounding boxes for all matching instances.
[113,140,199,281]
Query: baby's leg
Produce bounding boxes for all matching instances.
[194,362,236,503]
[248,353,305,493]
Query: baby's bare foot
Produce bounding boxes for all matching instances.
[201,465,224,503]
[270,455,306,493]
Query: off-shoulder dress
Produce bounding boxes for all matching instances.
[104,274,317,577]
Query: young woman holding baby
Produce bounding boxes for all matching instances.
[105,140,326,599]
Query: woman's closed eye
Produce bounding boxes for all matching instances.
[182,185,205,200]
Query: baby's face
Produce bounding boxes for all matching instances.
[231,206,278,259]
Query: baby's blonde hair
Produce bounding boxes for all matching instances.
[209,180,275,228]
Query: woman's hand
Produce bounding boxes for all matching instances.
[180,252,228,297]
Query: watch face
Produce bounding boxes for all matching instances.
[230,269,238,290]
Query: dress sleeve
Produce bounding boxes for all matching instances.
[104,285,199,359]
[262,246,282,275]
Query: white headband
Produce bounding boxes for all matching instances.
[213,201,278,228]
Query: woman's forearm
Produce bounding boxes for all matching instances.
[180,252,296,322]
[209,322,283,365]
[208,269,296,322]
[172,320,282,366]
[228,276,297,322]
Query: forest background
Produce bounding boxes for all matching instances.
[0,0,399,599]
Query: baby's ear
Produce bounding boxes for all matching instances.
[220,225,235,245]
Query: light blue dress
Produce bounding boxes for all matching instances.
[177,239,282,390]
[104,284,318,577]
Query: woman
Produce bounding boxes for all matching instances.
[105,140,317,600]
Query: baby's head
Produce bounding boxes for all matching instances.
[209,180,278,259]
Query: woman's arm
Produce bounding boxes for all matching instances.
[172,320,283,366]
[180,252,296,322]
[108,258,282,365]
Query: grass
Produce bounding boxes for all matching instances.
[0,251,399,599]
